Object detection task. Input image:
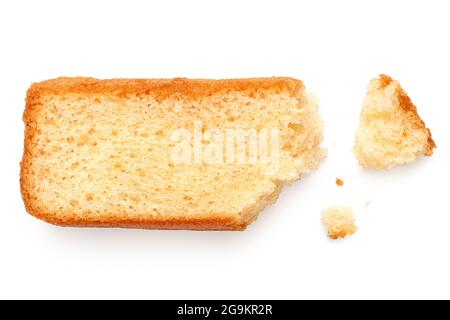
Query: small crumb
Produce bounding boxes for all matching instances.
[365,200,371,208]
[85,193,94,201]
[321,205,356,240]
[335,177,344,186]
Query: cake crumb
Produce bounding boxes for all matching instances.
[321,205,356,240]
[335,177,344,186]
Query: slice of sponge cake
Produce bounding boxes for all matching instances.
[353,75,435,169]
[21,77,325,230]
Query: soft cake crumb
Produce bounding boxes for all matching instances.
[321,205,356,239]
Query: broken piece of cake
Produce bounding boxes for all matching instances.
[321,205,356,239]
[20,77,325,231]
[353,75,436,169]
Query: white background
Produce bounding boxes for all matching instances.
[0,0,449,300]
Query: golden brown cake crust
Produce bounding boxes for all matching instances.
[25,77,304,103]
[21,77,315,231]
[20,196,245,230]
